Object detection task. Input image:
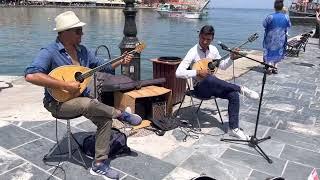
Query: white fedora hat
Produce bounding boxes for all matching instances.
[53,11,86,32]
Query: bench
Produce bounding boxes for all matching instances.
[286,33,311,57]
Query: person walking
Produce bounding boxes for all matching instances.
[316,7,320,48]
[263,0,292,74]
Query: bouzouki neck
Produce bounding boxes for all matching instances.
[80,49,138,81]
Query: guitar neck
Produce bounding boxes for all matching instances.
[220,39,251,60]
[81,49,137,79]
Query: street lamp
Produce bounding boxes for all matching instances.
[119,0,141,81]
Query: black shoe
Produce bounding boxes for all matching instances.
[272,69,278,74]
[266,68,272,75]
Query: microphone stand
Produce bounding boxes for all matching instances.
[219,47,275,164]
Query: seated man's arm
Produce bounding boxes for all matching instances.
[216,47,233,70]
[176,50,196,79]
[25,48,80,94]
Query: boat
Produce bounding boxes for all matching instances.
[155,0,209,19]
[288,0,319,24]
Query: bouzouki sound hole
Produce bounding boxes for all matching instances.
[75,72,84,83]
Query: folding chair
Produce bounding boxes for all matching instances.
[175,78,224,129]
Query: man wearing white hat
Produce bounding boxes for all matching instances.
[25,11,142,179]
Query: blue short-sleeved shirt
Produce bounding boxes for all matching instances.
[25,38,113,103]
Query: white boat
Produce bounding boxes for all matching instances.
[184,11,208,19]
[156,4,184,18]
[156,0,209,19]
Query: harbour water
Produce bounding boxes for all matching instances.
[0,7,314,79]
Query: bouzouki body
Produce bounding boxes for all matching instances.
[192,58,217,81]
[47,42,146,102]
[191,33,259,81]
[192,58,217,72]
[48,65,92,102]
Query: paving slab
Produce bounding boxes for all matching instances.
[48,161,105,180]
[0,162,58,180]
[0,147,25,175]
[180,151,251,180]
[0,124,40,149]
[265,128,320,152]
[111,152,176,180]
[280,144,320,168]
[11,138,57,171]
[282,161,314,179]
[248,170,274,180]
[220,148,286,176]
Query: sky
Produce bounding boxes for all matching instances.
[213,0,291,9]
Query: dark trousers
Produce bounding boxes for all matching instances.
[195,76,241,129]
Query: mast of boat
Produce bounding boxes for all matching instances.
[199,0,210,12]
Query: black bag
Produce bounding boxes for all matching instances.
[97,73,136,93]
[96,72,166,92]
[82,128,131,158]
[93,72,166,106]
[151,117,179,131]
[150,117,187,136]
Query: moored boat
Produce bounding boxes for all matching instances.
[155,0,209,19]
[288,0,319,24]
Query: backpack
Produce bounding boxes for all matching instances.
[82,128,131,158]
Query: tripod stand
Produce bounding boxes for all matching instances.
[219,46,275,164]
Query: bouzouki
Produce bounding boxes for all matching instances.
[192,33,259,80]
[48,42,146,102]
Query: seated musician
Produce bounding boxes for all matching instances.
[24,11,142,180]
[176,25,259,140]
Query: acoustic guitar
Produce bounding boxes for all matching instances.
[192,33,259,80]
[48,42,146,102]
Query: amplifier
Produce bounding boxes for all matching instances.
[152,101,166,120]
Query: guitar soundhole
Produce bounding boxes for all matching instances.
[75,72,84,83]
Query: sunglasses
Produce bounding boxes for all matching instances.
[68,27,83,35]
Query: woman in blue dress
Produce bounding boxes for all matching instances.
[263,0,291,74]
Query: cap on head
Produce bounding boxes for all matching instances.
[53,11,86,32]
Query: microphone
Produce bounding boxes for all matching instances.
[217,41,231,51]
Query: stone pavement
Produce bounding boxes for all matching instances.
[0,38,319,180]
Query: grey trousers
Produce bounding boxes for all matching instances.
[44,97,115,161]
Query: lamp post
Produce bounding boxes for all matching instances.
[119,0,141,81]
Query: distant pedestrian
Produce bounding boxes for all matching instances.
[263,0,291,74]
[316,7,320,48]
[281,6,287,14]
[317,8,320,24]
[281,7,290,37]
